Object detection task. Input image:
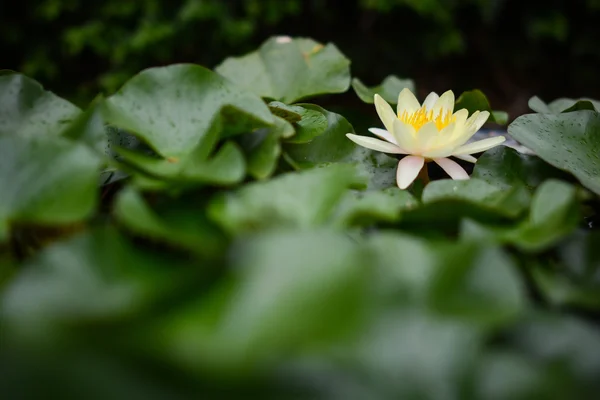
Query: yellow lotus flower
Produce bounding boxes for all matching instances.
[346,88,506,189]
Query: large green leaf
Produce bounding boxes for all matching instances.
[114,114,246,187]
[508,110,600,194]
[331,187,418,228]
[215,37,351,103]
[427,243,525,326]
[0,135,101,240]
[103,64,274,158]
[461,180,579,252]
[1,227,179,330]
[402,179,530,227]
[455,89,508,124]
[207,164,366,234]
[343,310,481,399]
[113,187,226,258]
[472,146,571,192]
[508,313,600,394]
[0,74,81,137]
[529,96,600,113]
[530,230,600,310]
[153,230,369,372]
[351,75,415,104]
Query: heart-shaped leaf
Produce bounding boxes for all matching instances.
[207,164,366,234]
[508,110,600,194]
[215,37,351,103]
[103,64,273,158]
[0,74,81,137]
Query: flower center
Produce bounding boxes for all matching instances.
[398,107,455,131]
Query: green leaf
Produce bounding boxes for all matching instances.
[283,104,356,164]
[114,114,246,187]
[427,243,525,326]
[0,135,101,238]
[237,116,293,180]
[1,227,180,330]
[472,146,571,192]
[531,230,600,310]
[455,89,507,124]
[268,101,302,123]
[461,180,579,252]
[103,64,273,158]
[508,110,600,194]
[153,230,369,372]
[61,98,107,154]
[215,37,351,103]
[403,179,530,227]
[509,313,600,393]
[528,96,600,113]
[0,74,81,137]
[351,75,415,104]
[113,186,226,258]
[345,310,481,399]
[331,187,418,228]
[283,104,330,144]
[207,164,366,234]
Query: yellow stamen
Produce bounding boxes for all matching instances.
[399,106,455,131]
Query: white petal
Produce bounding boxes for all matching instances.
[415,121,440,152]
[396,88,421,116]
[392,119,418,153]
[453,136,506,155]
[432,90,455,117]
[434,158,470,180]
[422,92,439,110]
[346,133,406,154]
[396,156,425,189]
[452,109,469,128]
[454,154,477,163]
[465,110,490,133]
[368,127,397,145]
[374,94,396,133]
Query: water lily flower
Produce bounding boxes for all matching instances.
[346,89,506,189]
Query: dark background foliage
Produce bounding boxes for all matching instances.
[3,0,600,117]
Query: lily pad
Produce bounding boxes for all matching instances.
[351,75,415,104]
[113,187,226,258]
[528,96,600,114]
[461,180,579,252]
[114,114,246,187]
[331,187,418,228]
[508,110,600,195]
[103,64,273,158]
[207,164,366,234]
[0,135,101,241]
[215,37,351,103]
[472,146,571,192]
[153,230,369,372]
[0,74,81,137]
[1,226,182,329]
[283,104,356,164]
[402,179,530,227]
